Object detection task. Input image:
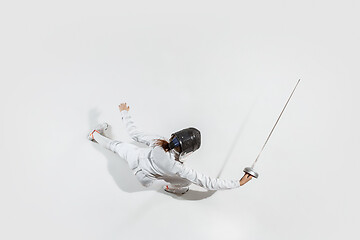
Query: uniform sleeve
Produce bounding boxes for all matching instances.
[175,163,241,190]
[120,110,165,147]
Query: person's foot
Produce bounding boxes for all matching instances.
[163,185,189,195]
[88,123,109,141]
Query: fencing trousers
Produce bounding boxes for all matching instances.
[92,132,190,191]
[93,131,140,169]
[92,131,159,187]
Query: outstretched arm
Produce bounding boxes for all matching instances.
[175,163,253,190]
[119,103,165,147]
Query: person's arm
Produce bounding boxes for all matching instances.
[175,163,253,190]
[119,103,165,147]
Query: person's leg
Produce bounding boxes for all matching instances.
[89,123,126,153]
[89,125,147,185]
[92,130,141,171]
[109,141,141,170]
[92,131,114,150]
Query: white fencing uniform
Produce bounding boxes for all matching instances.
[92,110,241,190]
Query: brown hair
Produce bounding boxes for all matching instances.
[154,139,171,152]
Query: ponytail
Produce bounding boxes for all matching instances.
[154,139,171,152]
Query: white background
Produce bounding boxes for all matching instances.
[1,1,359,239]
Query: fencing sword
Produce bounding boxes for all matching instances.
[243,79,301,178]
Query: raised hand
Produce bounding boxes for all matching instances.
[119,103,130,112]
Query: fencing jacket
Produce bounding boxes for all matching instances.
[120,110,241,190]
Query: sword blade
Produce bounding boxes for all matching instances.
[251,79,300,168]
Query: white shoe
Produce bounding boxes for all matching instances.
[163,185,189,195]
[88,123,109,141]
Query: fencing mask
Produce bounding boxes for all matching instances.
[169,127,201,158]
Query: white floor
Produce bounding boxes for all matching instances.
[1,1,359,239]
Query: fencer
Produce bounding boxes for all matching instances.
[88,103,253,194]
